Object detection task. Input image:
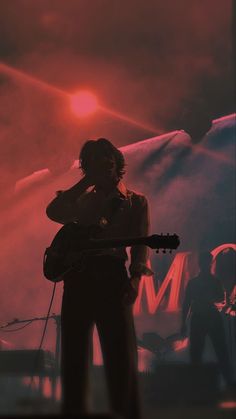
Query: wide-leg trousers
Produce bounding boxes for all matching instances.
[60,256,141,418]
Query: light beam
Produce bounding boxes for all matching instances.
[70,91,98,117]
[0,61,161,134]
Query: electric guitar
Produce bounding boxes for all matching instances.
[43,222,180,282]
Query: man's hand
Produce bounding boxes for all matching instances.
[123,276,141,305]
[83,174,96,187]
[59,175,95,199]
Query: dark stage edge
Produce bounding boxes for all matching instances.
[1,406,236,419]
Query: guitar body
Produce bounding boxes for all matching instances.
[43,223,102,282]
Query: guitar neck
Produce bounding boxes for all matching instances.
[81,236,150,250]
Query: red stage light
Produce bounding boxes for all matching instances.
[219,400,236,409]
[70,91,98,117]
[173,337,189,351]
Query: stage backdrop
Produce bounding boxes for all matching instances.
[0,114,235,367]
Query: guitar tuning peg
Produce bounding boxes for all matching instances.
[162,249,166,254]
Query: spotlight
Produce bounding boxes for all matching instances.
[70,90,98,117]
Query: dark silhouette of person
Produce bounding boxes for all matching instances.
[215,248,236,379]
[181,251,232,386]
[215,248,236,310]
[46,138,152,418]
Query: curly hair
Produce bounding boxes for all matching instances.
[79,138,126,179]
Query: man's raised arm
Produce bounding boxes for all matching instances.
[46,176,93,224]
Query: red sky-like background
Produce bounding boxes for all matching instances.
[0,0,234,194]
[0,0,235,362]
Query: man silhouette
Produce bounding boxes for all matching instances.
[46,138,152,418]
[181,251,232,386]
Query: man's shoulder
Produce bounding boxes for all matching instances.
[127,188,148,205]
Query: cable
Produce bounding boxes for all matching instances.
[28,282,57,393]
[0,320,34,332]
[37,282,57,351]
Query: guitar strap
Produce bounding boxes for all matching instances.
[97,195,127,230]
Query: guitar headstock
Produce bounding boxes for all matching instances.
[146,234,180,253]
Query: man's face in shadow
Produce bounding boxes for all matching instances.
[87,152,119,187]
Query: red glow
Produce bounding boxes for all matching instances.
[173,337,189,351]
[2,62,233,143]
[100,105,161,135]
[0,62,67,97]
[0,62,160,132]
[133,243,236,316]
[70,91,98,117]
[219,401,236,409]
[133,252,190,315]
[211,243,236,265]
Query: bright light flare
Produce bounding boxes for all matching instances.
[172,337,189,351]
[70,91,98,117]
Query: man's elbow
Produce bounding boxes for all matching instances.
[46,203,54,219]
